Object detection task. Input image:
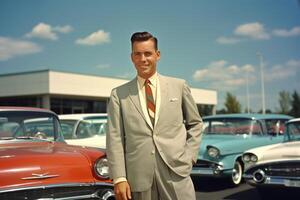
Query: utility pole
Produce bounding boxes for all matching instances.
[256,52,266,114]
[246,70,250,113]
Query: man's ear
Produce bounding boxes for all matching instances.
[156,50,161,60]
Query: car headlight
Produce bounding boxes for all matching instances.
[94,157,109,179]
[250,154,258,162]
[242,154,250,162]
[242,153,258,163]
[207,146,220,158]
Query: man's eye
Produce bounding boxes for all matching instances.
[144,52,152,56]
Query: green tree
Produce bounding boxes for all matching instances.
[224,92,241,113]
[290,90,300,117]
[278,90,291,114]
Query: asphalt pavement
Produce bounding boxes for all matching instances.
[193,177,300,200]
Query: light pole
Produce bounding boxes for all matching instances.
[246,70,250,113]
[256,52,266,114]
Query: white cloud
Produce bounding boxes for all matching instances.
[234,22,270,40]
[25,23,73,40]
[53,25,73,33]
[241,64,255,73]
[216,36,241,44]
[193,60,256,91]
[76,30,110,46]
[286,59,300,67]
[272,26,300,37]
[25,23,58,40]
[0,37,42,61]
[265,59,300,81]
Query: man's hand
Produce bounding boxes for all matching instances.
[114,181,132,200]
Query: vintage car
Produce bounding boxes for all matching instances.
[0,107,115,200]
[242,118,300,195]
[59,113,107,148]
[191,113,292,186]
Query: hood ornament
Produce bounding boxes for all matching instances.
[21,172,59,180]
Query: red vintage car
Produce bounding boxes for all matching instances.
[0,107,115,200]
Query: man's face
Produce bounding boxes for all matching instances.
[131,39,160,79]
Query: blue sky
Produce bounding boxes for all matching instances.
[0,0,299,112]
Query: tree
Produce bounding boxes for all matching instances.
[290,90,300,117]
[278,90,291,114]
[224,92,241,113]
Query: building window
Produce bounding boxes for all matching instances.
[0,96,41,107]
[51,97,107,114]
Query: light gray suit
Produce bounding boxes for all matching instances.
[106,74,203,196]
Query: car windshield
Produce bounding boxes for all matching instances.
[0,111,58,141]
[286,121,300,141]
[203,118,262,136]
[60,119,107,139]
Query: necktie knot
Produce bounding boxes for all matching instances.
[145,79,151,85]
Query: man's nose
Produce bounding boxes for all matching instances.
[140,54,146,61]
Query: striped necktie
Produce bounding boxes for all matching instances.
[145,79,155,126]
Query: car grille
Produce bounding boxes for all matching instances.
[0,185,114,200]
[265,162,300,177]
[193,159,217,168]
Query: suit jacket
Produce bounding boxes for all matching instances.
[106,74,203,192]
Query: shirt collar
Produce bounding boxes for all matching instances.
[137,72,158,88]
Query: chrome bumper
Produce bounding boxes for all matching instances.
[191,165,225,176]
[0,182,115,200]
[244,174,300,188]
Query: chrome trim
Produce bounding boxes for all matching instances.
[244,174,300,187]
[268,167,300,173]
[253,169,265,183]
[102,190,115,200]
[35,189,115,200]
[21,173,59,180]
[0,182,114,194]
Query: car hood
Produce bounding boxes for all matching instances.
[247,141,300,164]
[0,141,103,189]
[66,135,106,149]
[199,134,278,157]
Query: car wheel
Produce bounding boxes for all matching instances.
[231,160,243,186]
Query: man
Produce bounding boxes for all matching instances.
[106,31,203,200]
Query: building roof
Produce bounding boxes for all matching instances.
[0,70,217,105]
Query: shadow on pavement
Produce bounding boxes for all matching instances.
[225,187,300,200]
[223,187,261,200]
[192,177,236,192]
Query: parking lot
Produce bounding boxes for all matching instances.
[193,178,300,200]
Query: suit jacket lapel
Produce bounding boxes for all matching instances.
[128,78,152,129]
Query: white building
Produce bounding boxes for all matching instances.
[0,70,217,115]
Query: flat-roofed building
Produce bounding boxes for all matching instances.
[0,70,217,115]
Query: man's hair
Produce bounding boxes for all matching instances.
[130,31,158,50]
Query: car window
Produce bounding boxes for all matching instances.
[287,121,300,141]
[203,118,253,135]
[60,120,77,139]
[250,120,263,136]
[265,119,289,136]
[15,117,55,140]
[0,121,19,137]
[0,111,61,141]
[84,119,107,136]
[76,121,93,138]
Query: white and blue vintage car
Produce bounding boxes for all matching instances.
[191,114,292,186]
[242,118,300,196]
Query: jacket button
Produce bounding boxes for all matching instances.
[151,150,155,155]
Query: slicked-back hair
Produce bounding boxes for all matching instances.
[131,32,158,50]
